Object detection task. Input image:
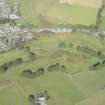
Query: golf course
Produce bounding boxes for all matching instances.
[0,32,105,105]
[0,0,105,105]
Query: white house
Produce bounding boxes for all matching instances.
[39,96,47,105]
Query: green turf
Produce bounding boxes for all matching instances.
[0,32,105,105]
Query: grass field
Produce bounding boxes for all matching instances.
[0,32,105,105]
[13,0,99,26]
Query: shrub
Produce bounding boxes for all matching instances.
[47,63,60,72]
[47,63,66,72]
[61,65,66,72]
[59,42,67,48]
[14,58,23,65]
[102,59,105,64]
[55,63,60,71]
[0,64,8,72]
[21,69,35,78]
[90,62,101,71]
[68,43,73,48]
[90,58,105,71]
[36,68,45,77]
[21,68,45,78]
[24,46,30,53]
[44,90,50,100]
[29,52,37,61]
[29,94,35,104]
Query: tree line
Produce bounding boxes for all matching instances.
[95,0,105,30]
[0,58,23,72]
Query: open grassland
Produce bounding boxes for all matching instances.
[14,0,99,26]
[0,32,105,105]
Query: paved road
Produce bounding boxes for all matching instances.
[35,27,72,33]
[34,27,105,37]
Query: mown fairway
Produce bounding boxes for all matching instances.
[13,0,99,26]
[0,32,105,105]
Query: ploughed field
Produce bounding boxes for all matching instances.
[10,0,101,26]
[0,32,105,105]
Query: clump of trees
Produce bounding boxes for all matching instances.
[90,62,101,71]
[21,63,66,79]
[61,65,66,72]
[24,46,37,61]
[90,59,105,71]
[24,46,30,53]
[21,68,45,78]
[36,68,45,77]
[29,52,37,61]
[0,58,23,72]
[21,69,35,78]
[47,63,66,72]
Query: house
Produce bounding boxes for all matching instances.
[39,96,47,105]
